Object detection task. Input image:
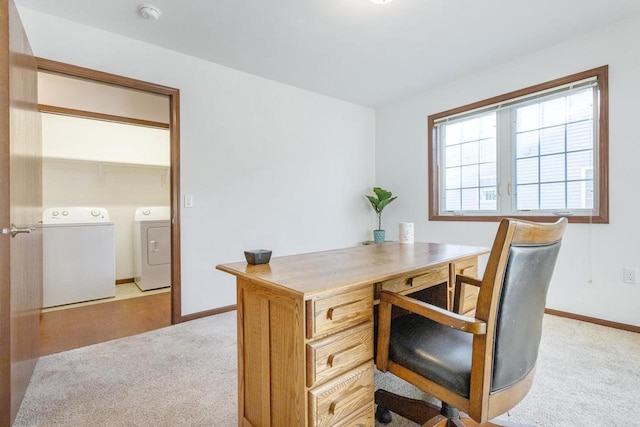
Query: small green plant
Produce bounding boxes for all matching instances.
[366,187,397,231]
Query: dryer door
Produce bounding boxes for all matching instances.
[147,226,171,265]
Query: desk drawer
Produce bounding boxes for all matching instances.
[308,362,374,427]
[306,286,373,339]
[306,321,373,388]
[376,265,449,298]
[334,404,374,427]
[453,258,479,315]
[459,285,479,316]
[453,258,478,278]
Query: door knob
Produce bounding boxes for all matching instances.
[1,224,33,238]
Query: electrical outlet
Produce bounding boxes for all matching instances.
[623,268,638,284]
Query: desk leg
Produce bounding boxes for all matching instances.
[236,278,306,426]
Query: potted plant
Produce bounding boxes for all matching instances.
[366,187,397,243]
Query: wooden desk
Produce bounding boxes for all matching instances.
[216,242,488,427]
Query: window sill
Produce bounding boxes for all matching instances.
[428,213,608,224]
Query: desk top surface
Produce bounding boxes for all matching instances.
[216,242,489,297]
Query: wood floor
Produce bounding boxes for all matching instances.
[40,291,171,356]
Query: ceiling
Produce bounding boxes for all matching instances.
[15,0,640,107]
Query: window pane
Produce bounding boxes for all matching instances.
[541,98,565,127]
[516,157,538,184]
[540,125,565,155]
[461,164,478,187]
[540,154,565,183]
[540,182,565,209]
[445,189,461,211]
[516,184,538,210]
[516,130,539,158]
[460,141,478,165]
[445,167,461,189]
[479,187,497,210]
[445,122,461,146]
[567,89,593,122]
[461,188,479,210]
[480,115,496,139]
[567,180,593,209]
[567,151,593,181]
[445,145,460,167]
[567,121,593,152]
[516,104,539,132]
[479,138,496,163]
[461,118,481,143]
[440,113,496,212]
[479,162,496,186]
[514,86,595,214]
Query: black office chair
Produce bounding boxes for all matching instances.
[375,218,567,426]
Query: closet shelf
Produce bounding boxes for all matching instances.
[43,156,170,169]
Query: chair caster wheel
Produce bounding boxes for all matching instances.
[375,406,392,424]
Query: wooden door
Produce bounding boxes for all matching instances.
[0,0,42,424]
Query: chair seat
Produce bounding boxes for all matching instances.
[389,314,473,398]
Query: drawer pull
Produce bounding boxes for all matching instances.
[327,343,364,368]
[328,385,367,415]
[460,266,477,275]
[327,300,361,320]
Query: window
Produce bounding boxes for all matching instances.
[428,66,608,223]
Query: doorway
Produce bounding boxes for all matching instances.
[36,58,181,354]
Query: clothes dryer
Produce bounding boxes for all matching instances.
[133,206,171,291]
[42,207,116,308]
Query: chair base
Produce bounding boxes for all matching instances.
[374,389,531,427]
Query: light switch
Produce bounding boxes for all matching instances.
[184,194,194,208]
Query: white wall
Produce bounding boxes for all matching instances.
[375,15,640,326]
[18,9,376,316]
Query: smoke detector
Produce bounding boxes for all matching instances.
[138,5,161,20]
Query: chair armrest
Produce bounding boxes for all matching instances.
[455,274,482,288]
[376,291,486,371]
[380,291,486,334]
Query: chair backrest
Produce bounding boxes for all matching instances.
[473,218,567,395]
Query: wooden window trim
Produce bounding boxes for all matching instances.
[428,65,609,224]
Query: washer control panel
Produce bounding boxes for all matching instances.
[134,206,170,222]
[43,207,111,223]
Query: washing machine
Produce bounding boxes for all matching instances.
[133,206,171,291]
[42,207,116,308]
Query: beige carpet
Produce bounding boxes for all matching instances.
[14,312,640,426]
